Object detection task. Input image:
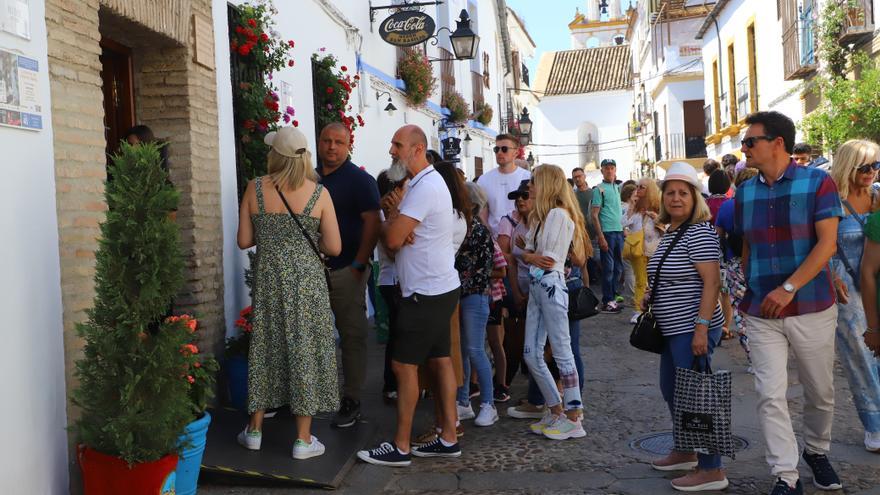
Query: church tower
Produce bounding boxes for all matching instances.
[570,1,630,49]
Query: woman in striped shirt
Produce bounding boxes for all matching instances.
[644,163,728,492]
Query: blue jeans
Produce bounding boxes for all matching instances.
[600,231,624,304]
[457,294,494,405]
[524,271,582,410]
[660,328,724,470]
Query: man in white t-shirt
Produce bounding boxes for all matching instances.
[477,133,532,235]
[358,125,462,467]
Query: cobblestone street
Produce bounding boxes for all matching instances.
[201,310,880,495]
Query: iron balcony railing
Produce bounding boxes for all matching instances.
[659,132,709,161]
[704,103,714,137]
[736,77,750,122]
[782,0,817,80]
[719,92,730,129]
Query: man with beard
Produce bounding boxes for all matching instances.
[316,122,381,428]
[358,125,461,466]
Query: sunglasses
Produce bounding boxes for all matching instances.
[742,135,776,148]
[514,193,530,200]
[493,146,512,154]
[637,184,647,190]
[857,161,880,174]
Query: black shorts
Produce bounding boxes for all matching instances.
[487,299,503,325]
[392,288,460,365]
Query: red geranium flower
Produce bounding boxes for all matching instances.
[292,120,299,127]
[326,87,334,94]
[341,65,348,72]
[288,60,295,67]
[260,33,269,43]
[247,19,257,28]
[288,40,295,48]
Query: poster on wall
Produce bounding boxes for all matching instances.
[0,47,42,131]
[1,0,31,40]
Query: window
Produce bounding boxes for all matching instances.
[440,47,455,97]
[474,156,483,178]
[471,71,484,109]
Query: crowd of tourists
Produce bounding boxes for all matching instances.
[234,110,880,495]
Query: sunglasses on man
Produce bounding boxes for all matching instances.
[857,161,880,174]
[493,146,512,154]
[742,135,777,148]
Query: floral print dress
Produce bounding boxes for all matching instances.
[247,178,339,416]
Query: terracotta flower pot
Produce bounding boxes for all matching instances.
[79,445,177,495]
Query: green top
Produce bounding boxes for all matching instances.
[575,188,597,237]
[867,210,880,313]
[591,181,623,233]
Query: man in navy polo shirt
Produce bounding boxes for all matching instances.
[317,122,381,428]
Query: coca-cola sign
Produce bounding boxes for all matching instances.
[379,11,435,47]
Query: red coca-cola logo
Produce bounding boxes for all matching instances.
[379,11,436,47]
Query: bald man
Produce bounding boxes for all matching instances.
[357,125,462,466]
[316,122,381,428]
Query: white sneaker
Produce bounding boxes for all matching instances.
[236,426,262,450]
[866,431,880,452]
[630,312,641,324]
[474,403,499,427]
[457,402,475,420]
[529,410,557,435]
[292,435,325,459]
[542,414,586,440]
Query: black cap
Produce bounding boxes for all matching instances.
[507,179,530,200]
[601,158,617,167]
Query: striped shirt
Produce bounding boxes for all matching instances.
[646,222,725,336]
[734,161,844,317]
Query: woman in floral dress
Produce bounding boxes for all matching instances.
[236,127,342,459]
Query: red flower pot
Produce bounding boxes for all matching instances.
[79,445,178,495]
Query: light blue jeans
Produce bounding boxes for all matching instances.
[832,212,880,433]
[524,271,582,411]
[457,293,494,406]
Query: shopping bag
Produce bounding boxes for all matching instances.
[672,358,735,459]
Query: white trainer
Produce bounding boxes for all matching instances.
[866,431,880,452]
[529,411,557,435]
[457,402,475,420]
[236,426,262,451]
[292,435,326,460]
[474,403,499,427]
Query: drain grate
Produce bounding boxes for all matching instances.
[629,431,749,455]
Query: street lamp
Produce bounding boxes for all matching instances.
[526,152,535,169]
[428,9,480,62]
[518,107,532,136]
[375,91,397,116]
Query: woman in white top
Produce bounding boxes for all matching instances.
[623,178,663,323]
[519,164,591,440]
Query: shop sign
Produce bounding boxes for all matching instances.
[379,11,435,47]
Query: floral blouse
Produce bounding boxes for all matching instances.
[455,217,495,296]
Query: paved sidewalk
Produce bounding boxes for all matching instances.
[201,309,880,494]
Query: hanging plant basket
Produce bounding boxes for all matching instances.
[474,102,493,125]
[398,50,436,107]
[443,90,469,124]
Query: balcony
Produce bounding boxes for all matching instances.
[839,0,875,45]
[736,77,750,122]
[659,133,709,161]
[704,103,714,137]
[781,0,817,80]
[718,92,730,129]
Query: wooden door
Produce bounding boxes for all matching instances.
[100,38,135,162]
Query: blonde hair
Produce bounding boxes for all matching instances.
[658,180,713,225]
[634,178,661,213]
[528,164,593,260]
[831,139,880,200]
[267,148,317,190]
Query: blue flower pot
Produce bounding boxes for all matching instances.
[175,411,211,495]
[225,355,248,411]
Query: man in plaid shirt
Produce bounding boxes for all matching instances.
[734,111,844,495]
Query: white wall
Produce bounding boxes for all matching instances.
[534,90,636,179]
[0,0,69,492]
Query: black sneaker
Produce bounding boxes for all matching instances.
[411,437,461,458]
[332,397,360,428]
[356,441,411,467]
[769,478,803,495]
[493,385,511,403]
[802,450,842,490]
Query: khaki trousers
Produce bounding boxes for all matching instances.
[329,266,370,401]
[745,305,837,486]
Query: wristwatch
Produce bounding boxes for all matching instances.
[351,261,367,272]
[782,282,796,293]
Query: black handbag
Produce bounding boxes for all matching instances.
[568,285,600,320]
[275,184,333,291]
[630,223,690,354]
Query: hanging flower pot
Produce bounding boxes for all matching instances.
[174,411,212,495]
[79,446,177,495]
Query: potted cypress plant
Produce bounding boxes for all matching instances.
[72,142,193,495]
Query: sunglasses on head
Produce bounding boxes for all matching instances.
[742,135,776,148]
[857,161,880,174]
[493,146,511,154]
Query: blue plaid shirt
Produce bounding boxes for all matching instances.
[734,161,843,318]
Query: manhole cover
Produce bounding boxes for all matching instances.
[630,431,749,455]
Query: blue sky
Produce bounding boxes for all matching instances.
[505,0,636,76]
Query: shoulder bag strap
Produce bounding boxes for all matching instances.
[274,184,333,289]
[842,199,868,227]
[647,223,690,308]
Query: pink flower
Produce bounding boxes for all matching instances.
[187,375,195,384]
[286,106,295,115]
[319,47,326,52]
[283,114,290,123]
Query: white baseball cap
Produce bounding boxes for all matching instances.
[663,162,700,188]
[264,126,309,158]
